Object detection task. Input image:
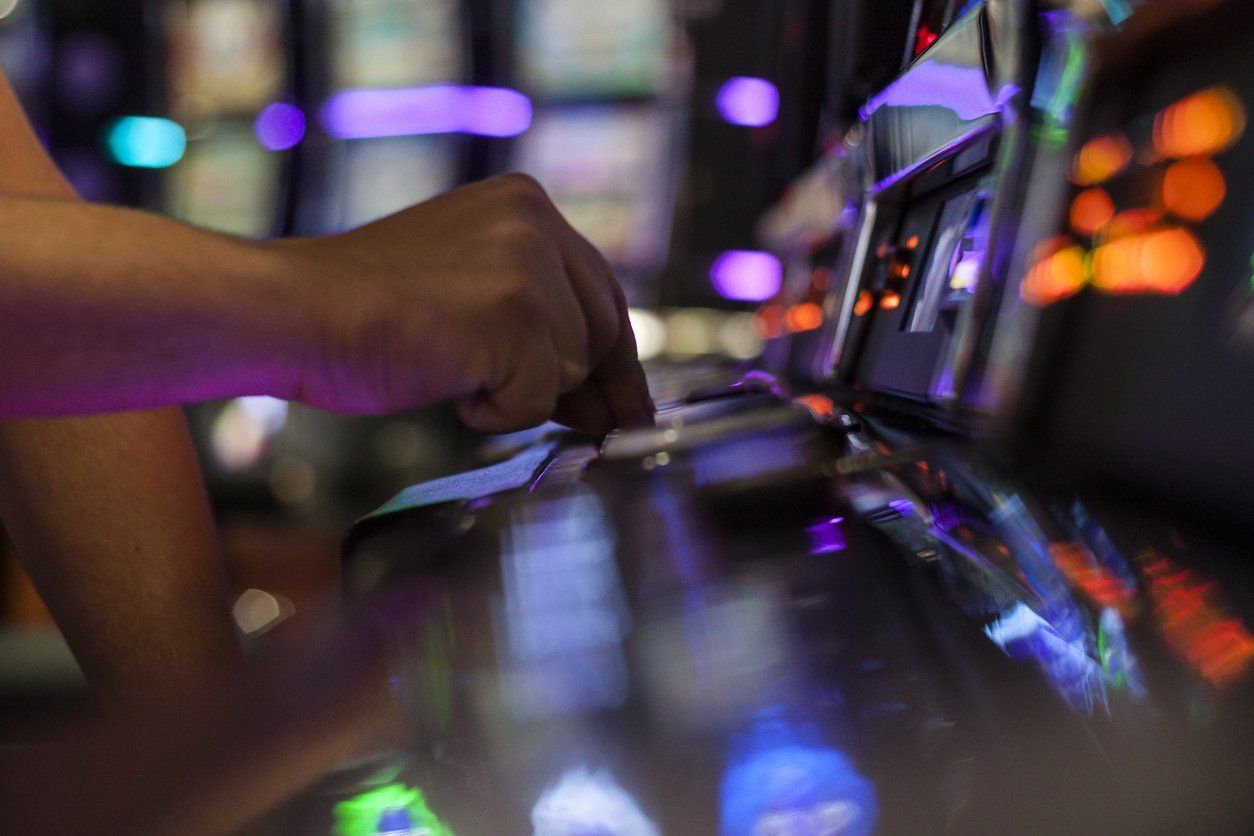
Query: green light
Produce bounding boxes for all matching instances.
[333,783,453,836]
[104,116,187,169]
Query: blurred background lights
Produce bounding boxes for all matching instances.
[665,309,720,356]
[628,308,666,361]
[1162,157,1226,221]
[1021,241,1088,306]
[1091,227,1205,295]
[209,396,288,471]
[715,76,780,127]
[231,588,293,637]
[1070,188,1115,237]
[717,312,764,359]
[320,84,532,139]
[0,0,19,21]
[104,115,186,168]
[253,101,306,150]
[1071,132,1132,186]
[710,250,783,302]
[1154,86,1246,159]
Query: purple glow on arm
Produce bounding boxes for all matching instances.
[320,85,533,140]
[710,251,783,302]
[254,102,306,151]
[715,77,780,127]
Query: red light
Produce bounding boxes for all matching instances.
[914,25,938,56]
[795,393,836,417]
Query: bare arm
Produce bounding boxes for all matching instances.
[0,71,240,702]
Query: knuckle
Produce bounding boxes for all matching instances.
[494,172,550,211]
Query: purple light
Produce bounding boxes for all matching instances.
[860,61,997,122]
[715,77,779,127]
[807,517,847,555]
[320,85,532,140]
[254,102,306,151]
[710,250,783,302]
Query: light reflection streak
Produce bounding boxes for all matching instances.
[497,491,631,719]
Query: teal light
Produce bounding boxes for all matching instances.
[105,116,187,169]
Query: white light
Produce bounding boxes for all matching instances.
[628,308,666,361]
[664,309,720,356]
[718,312,764,360]
[532,767,660,836]
[235,395,288,434]
[0,0,21,22]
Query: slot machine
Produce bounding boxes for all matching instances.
[301,0,471,234]
[327,0,1254,832]
[508,0,683,310]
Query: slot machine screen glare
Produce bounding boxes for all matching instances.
[516,0,671,99]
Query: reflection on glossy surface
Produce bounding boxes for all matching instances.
[984,602,1110,714]
[498,491,630,720]
[333,783,452,836]
[721,716,877,836]
[531,767,660,836]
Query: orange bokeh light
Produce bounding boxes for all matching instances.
[853,290,873,316]
[755,304,786,339]
[1020,243,1088,306]
[880,291,902,310]
[1154,86,1247,159]
[795,393,836,417]
[905,234,920,249]
[1104,207,1164,241]
[1072,133,1133,185]
[1070,188,1116,237]
[1162,157,1226,221]
[1091,227,1205,295]
[786,302,823,332]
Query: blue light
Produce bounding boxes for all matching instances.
[105,116,186,168]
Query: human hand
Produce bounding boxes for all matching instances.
[276,174,654,434]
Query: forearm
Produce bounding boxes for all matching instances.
[0,408,243,702]
[0,196,307,417]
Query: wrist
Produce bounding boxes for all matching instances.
[238,237,335,403]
